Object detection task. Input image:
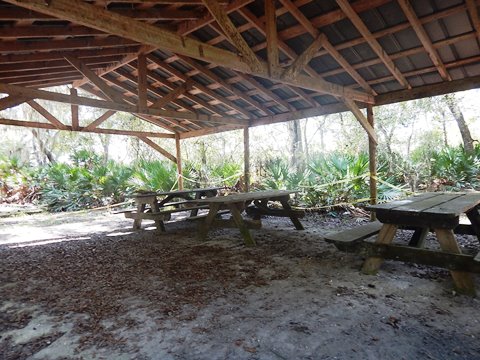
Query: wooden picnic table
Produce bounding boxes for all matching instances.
[335,192,480,295]
[125,187,223,231]
[189,190,304,246]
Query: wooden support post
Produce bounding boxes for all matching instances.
[137,53,148,110]
[70,88,79,130]
[367,104,377,221]
[244,126,250,192]
[175,133,183,190]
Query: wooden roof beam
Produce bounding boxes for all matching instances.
[281,35,324,80]
[4,0,373,104]
[65,55,125,103]
[397,0,451,81]
[0,83,247,126]
[336,0,410,89]
[150,80,193,110]
[82,110,116,132]
[0,118,175,138]
[176,55,274,116]
[138,136,177,163]
[278,0,375,94]
[27,100,69,130]
[265,0,280,77]
[0,95,30,111]
[466,0,480,40]
[201,0,262,73]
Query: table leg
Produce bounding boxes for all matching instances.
[434,228,476,295]
[466,206,480,242]
[279,198,304,230]
[408,227,429,248]
[190,191,202,217]
[362,224,398,275]
[133,202,146,230]
[198,203,220,240]
[227,203,256,247]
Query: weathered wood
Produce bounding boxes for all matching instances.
[264,0,279,77]
[138,136,177,163]
[198,203,221,240]
[367,104,377,221]
[243,127,250,192]
[397,0,451,81]
[0,82,247,125]
[0,95,30,111]
[466,206,480,241]
[70,88,79,130]
[0,118,174,138]
[407,227,429,248]
[435,228,476,295]
[335,0,410,89]
[201,0,262,72]
[324,221,383,244]
[227,203,256,246]
[27,100,69,130]
[346,242,480,273]
[343,99,377,144]
[361,224,398,275]
[3,0,374,104]
[211,218,262,230]
[150,81,191,110]
[82,110,116,132]
[137,53,148,110]
[246,205,305,218]
[279,198,304,230]
[281,35,324,80]
[175,133,183,190]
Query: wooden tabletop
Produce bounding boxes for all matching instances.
[133,187,223,198]
[366,192,480,218]
[189,190,297,204]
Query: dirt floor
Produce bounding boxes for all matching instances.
[1,207,480,360]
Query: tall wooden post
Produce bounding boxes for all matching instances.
[367,104,377,221]
[175,133,183,190]
[70,88,79,130]
[244,126,250,192]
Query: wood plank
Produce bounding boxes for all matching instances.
[70,88,79,130]
[243,127,250,192]
[150,81,192,110]
[361,224,398,275]
[397,0,451,81]
[265,0,280,77]
[0,82,248,125]
[175,133,183,190]
[3,0,374,104]
[137,53,148,110]
[0,118,175,138]
[425,193,480,216]
[366,193,443,211]
[82,110,116,132]
[201,0,262,72]
[227,203,256,246]
[65,55,125,103]
[435,228,476,295]
[192,190,297,204]
[138,136,177,163]
[367,104,377,221]
[27,100,69,130]
[324,221,383,243]
[281,35,324,80]
[335,0,410,89]
[0,95,30,111]
[343,99,377,144]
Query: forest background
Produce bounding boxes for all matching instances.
[0,86,479,212]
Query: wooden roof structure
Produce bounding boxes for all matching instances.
[1,0,480,144]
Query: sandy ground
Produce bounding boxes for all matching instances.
[1,208,480,360]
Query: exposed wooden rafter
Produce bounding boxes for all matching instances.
[264,0,280,77]
[3,0,373,104]
[335,0,411,89]
[397,0,451,81]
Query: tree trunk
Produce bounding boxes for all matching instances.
[31,129,55,164]
[444,94,474,153]
[287,120,304,173]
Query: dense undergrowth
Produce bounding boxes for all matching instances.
[1,145,479,212]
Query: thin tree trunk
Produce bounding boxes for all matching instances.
[288,120,304,173]
[31,129,55,164]
[444,94,474,153]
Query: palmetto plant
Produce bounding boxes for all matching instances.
[431,145,480,190]
[130,159,177,192]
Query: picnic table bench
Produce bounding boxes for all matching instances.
[325,192,480,295]
[189,190,304,246]
[123,187,223,231]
